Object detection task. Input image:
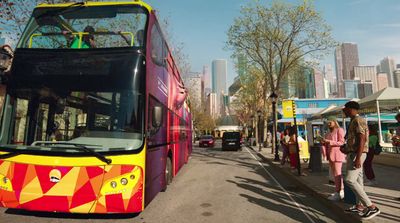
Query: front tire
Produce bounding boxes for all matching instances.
[166,157,173,185]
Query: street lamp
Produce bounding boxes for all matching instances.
[257,110,263,152]
[269,92,280,161]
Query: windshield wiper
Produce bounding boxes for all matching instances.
[36,2,86,19]
[0,151,23,159]
[34,142,112,165]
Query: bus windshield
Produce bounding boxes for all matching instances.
[3,87,144,153]
[17,4,148,49]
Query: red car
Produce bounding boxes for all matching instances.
[199,135,215,147]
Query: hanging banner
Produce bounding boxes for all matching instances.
[282,100,294,118]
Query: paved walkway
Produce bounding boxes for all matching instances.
[252,146,400,223]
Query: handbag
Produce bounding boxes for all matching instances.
[374,142,382,155]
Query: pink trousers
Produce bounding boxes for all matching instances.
[329,161,343,192]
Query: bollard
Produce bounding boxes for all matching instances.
[309,145,322,172]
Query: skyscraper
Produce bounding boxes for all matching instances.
[335,43,360,97]
[353,65,378,92]
[314,68,325,99]
[183,72,203,108]
[202,65,211,98]
[358,82,373,98]
[323,64,337,95]
[380,57,396,87]
[393,70,400,88]
[334,47,343,97]
[377,73,389,91]
[212,59,227,117]
[344,79,360,99]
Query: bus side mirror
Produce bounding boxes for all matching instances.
[152,106,162,128]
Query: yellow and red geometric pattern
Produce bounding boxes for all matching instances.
[0,160,143,213]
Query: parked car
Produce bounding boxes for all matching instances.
[222,131,241,151]
[199,135,215,147]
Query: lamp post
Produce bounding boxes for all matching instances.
[270,92,280,161]
[257,110,263,152]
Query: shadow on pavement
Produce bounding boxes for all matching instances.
[193,147,332,223]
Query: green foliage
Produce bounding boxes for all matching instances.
[0,0,75,44]
[226,0,337,93]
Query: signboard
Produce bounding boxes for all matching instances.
[282,100,295,118]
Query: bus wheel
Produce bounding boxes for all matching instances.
[166,157,173,185]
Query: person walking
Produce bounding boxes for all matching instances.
[341,101,380,220]
[393,113,400,201]
[288,127,298,170]
[321,116,345,201]
[280,128,290,165]
[364,125,378,186]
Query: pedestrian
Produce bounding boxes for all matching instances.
[321,116,345,201]
[393,113,400,201]
[288,127,298,170]
[280,128,290,165]
[341,101,380,220]
[364,125,378,186]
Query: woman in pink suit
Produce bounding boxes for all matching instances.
[321,116,346,201]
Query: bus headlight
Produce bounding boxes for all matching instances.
[110,181,117,188]
[120,178,128,185]
[100,167,141,196]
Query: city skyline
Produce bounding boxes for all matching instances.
[143,0,400,87]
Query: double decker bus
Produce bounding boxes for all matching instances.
[0,1,192,214]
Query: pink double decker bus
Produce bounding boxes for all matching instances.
[0,1,192,214]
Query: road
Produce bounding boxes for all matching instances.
[0,140,342,223]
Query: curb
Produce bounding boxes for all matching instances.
[247,146,362,223]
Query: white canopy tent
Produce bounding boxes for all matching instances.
[322,88,400,143]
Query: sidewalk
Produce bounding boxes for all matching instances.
[251,146,400,223]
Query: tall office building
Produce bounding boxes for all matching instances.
[335,43,360,97]
[353,65,378,92]
[202,65,211,98]
[344,79,360,99]
[377,73,389,91]
[206,93,217,119]
[323,64,337,95]
[314,68,325,99]
[358,82,373,98]
[183,72,203,108]
[212,59,227,117]
[380,56,396,87]
[393,70,400,88]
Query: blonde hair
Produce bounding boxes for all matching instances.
[328,120,340,131]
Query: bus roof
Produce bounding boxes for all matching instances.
[36,1,153,13]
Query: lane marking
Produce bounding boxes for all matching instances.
[244,147,316,223]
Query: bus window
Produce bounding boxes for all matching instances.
[18,6,148,49]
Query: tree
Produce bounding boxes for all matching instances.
[227,0,336,154]
[0,0,76,44]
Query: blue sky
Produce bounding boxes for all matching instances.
[146,0,400,87]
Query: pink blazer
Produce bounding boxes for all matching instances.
[323,128,345,162]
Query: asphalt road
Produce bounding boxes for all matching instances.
[0,140,341,223]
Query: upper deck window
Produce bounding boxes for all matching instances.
[17,5,148,49]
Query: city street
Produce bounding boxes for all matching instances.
[0,140,343,223]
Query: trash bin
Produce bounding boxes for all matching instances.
[343,180,357,205]
[309,145,322,172]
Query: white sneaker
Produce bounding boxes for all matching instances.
[328,192,341,201]
[339,190,344,199]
